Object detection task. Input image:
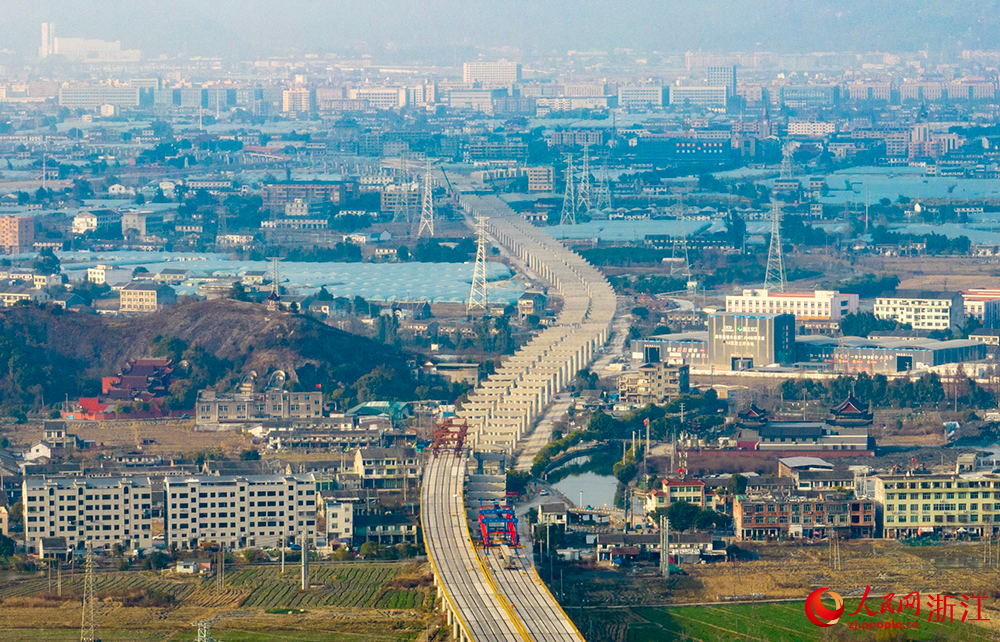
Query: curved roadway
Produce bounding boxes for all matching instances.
[421,176,616,642]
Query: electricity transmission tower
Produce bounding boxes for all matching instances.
[779,144,794,179]
[80,543,96,642]
[468,215,489,312]
[577,144,592,213]
[417,159,435,237]
[595,157,612,210]
[764,201,786,292]
[560,155,577,225]
[392,183,411,223]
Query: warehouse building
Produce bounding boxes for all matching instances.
[795,336,986,374]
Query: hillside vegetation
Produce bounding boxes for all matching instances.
[0,300,417,412]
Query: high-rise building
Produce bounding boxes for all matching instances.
[39,22,55,58]
[282,88,313,113]
[0,216,34,254]
[463,61,521,89]
[707,65,737,99]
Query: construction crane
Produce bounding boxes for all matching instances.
[193,610,251,642]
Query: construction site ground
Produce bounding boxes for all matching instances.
[554,539,1000,641]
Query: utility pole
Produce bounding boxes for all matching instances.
[301,537,310,590]
[80,542,96,642]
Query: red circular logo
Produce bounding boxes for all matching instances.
[805,587,844,627]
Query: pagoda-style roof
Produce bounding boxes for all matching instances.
[737,404,770,426]
[828,394,874,426]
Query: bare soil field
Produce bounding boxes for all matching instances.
[10,418,252,457]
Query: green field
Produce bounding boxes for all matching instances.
[618,601,997,642]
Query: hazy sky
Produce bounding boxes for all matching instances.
[3,1,1000,59]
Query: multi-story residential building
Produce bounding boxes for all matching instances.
[86,264,131,286]
[347,87,407,110]
[121,212,164,236]
[0,216,34,254]
[353,447,421,489]
[644,478,706,514]
[618,85,664,109]
[788,121,838,137]
[164,475,317,550]
[281,89,313,112]
[462,61,521,89]
[780,85,840,108]
[319,492,357,543]
[119,282,176,314]
[262,180,352,207]
[725,289,859,321]
[526,166,554,192]
[548,130,604,147]
[873,290,964,333]
[72,209,121,235]
[962,289,1000,328]
[668,86,727,109]
[195,390,324,425]
[617,362,690,406]
[22,477,154,553]
[448,89,497,114]
[874,473,1000,538]
[733,491,875,540]
[58,85,140,109]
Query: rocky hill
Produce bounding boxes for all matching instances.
[0,300,412,410]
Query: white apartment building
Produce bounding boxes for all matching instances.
[86,264,131,286]
[348,87,406,110]
[196,390,324,425]
[321,494,357,542]
[164,475,316,550]
[874,291,964,332]
[23,477,154,553]
[962,289,1000,328]
[618,85,664,109]
[463,61,521,89]
[788,121,838,137]
[354,447,421,489]
[725,289,859,321]
[72,209,121,235]
[668,86,727,109]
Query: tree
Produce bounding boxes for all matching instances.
[663,501,701,532]
[0,533,14,556]
[240,449,261,461]
[396,245,410,261]
[31,248,60,275]
[726,474,748,495]
[358,541,380,559]
[142,551,172,570]
[694,510,732,531]
[506,469,530,495]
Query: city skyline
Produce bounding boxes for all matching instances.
[1,1,1000,61]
